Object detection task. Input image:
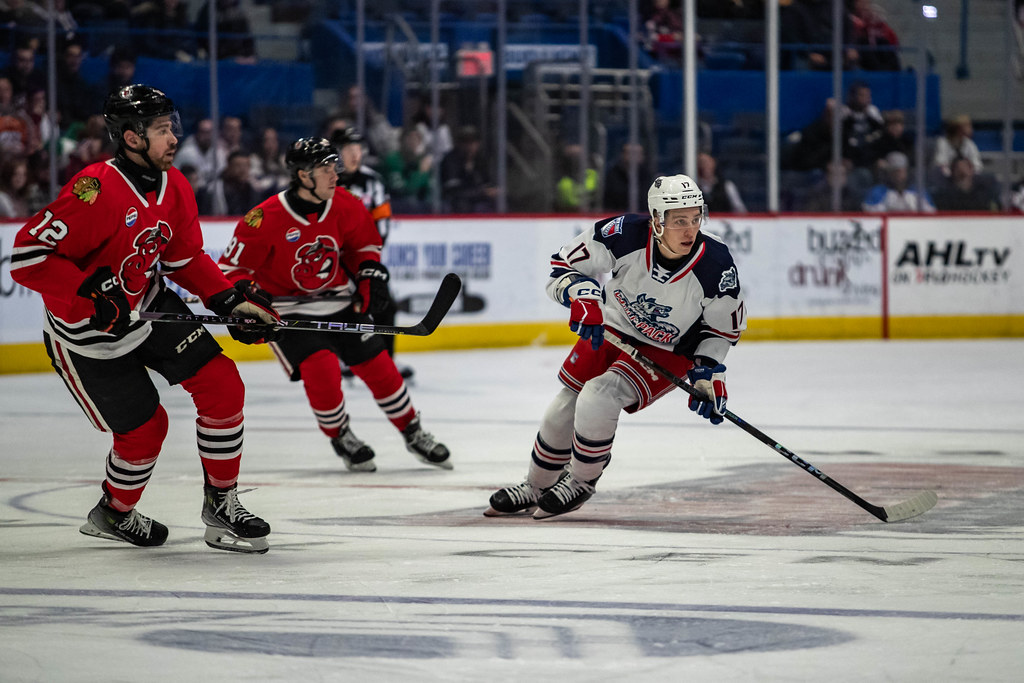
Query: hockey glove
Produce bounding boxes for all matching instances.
[687,362,728,425]
[355,260,390,316]
[77,266,132,336]
[208,280,281,344]
[567,279,604,351]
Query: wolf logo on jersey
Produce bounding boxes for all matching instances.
[613,291,680,344]
[292,236,339,291]
[120,222,170,295]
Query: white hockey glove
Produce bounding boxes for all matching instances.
[687,362,728,425]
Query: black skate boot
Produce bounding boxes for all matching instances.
[79,493,168,547]
[331,427,376,472]
[533,472,601,519]
[402,414,452,469]
[202,484,270,554]
[484,481,543,517]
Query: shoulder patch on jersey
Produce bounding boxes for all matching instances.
[72,176,100,204]
[600,216,624,238]
[244,207,264,228]
[719,265,739,293]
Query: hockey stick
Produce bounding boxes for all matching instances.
[133,273,462,337]
[604,334,938,523]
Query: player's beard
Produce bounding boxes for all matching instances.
[150,147,176,172]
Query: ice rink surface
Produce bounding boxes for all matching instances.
[2,338,1022,682]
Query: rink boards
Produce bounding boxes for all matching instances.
[2,214,1022,373]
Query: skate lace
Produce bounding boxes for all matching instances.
[337,429,367,453]
[506,482,539,506]
[215,487,258,524]
[117,510,153,537]
[549,476,594,505]
[408,428,439,452]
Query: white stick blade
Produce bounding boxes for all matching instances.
[882,490,938,522]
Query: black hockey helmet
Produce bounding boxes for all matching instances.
[329,126,364,150]
[103,84,178,146]
[286,137,339,183]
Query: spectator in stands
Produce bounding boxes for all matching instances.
[782,97,839,173]
[174,118,225,188]
[603,141,650,212]
[105,47,137,96]
[0,0,48,43]
[197,150,260,216]
[862,151,935,213]
[554,141,600,212]
[5,42,45,107]
[411,96,453,160]
[131,0,197,62]
[55,38,99,129]
[334,84,398,165]
[440,125,497,214]
[1010,178,1024,212]
[18,86,61,163]
[0,156,42,218]
[196,0,256,63]
[841,81,884,174]
[697,151,747,214]
[932,115,983,178]
[780,0,851,71]
[320,115,352,146]
[798,160,864,212]
[62,113,113,183]
[249,126,289,200]
[933,156,1000,212]
[698,0,764,20]
[219,116,246,155]
[382,126,433,213]
[0,76,29,156]
[644,0,684,63]
[846,0,901,71]
[867,109,914,178]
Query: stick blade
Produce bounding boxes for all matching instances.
[415,272,462,334]
[881,490,938,522]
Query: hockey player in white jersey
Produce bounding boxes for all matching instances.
[485,174,746,519]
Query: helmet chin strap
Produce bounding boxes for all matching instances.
[299,171,331,203]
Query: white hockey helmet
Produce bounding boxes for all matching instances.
[647,174,707,236]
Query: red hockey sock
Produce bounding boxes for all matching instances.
[105,405,168,512]
[299,349,347,438]
[350,351,416,431]
[180,353,245,488]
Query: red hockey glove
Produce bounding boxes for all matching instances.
[77,266,132,336]
[687,362,728,425]
[568,280,604,351]
[355,260,390,316]
[208,280,281,344]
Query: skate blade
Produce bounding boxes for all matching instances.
[416,454,453,470]
[79,520,122,542]
[532,504,584,520]
[482,505,536,517]
[343,458,377,472]
[204,526,269,554]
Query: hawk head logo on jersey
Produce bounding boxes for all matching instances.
[72,176,101,204]
[614,291,680,344]
[119,221,171,295]
[291,236,340,291]
[244,207,264,228]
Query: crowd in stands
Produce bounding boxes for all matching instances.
[1,0,1023,219]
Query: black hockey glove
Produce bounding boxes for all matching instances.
[77,266,132,336]
[355,260,390,316]
[208,280,282,344]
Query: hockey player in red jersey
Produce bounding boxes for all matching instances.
[486,174,746,519]
[218,137,451,472]
[10,85,281,553]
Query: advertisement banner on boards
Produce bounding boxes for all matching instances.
[708,216,884,319]
[888,217,1023,315]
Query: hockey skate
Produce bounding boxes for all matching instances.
[201,484,270,554]
[79,495,168,547]
[331,427,377,472]
[533,472,601,519]
[484,481,542,517]
[402,415,452,469]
